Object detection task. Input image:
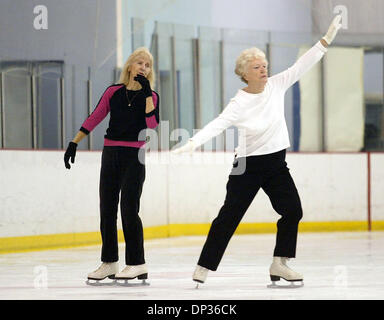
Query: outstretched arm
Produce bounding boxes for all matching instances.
[172,100,239,154]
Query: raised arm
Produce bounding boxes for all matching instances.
[322,15,342,46]
[270,15,342,91]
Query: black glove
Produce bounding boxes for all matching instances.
[134,74,152,97]
[64,142,78,169]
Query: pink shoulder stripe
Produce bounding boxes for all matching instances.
[82,85,124,132]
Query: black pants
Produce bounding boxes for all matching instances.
[99,146,146,265]
[198,149,303,271]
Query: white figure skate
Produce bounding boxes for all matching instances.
[193,265,209,289]
[85,262,119,286]
[268,257,304,288]
[114,264,149,286]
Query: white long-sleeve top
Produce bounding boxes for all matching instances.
[191,41,327,157]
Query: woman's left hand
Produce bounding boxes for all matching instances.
[134,74,152,97]
[323,15,342,45]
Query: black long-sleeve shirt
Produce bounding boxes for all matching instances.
[80,84,159,147]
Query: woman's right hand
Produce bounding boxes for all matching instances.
[64,142,78,169]
[172,140,196,154]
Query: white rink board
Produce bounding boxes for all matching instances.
[286,153,368,222]
[167,152,233,224]
[0,150,101,237]
[371,153,384,221]
[166,152,368,223]
[0,150,375,238]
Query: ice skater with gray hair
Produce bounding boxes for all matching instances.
[173,15,342,287]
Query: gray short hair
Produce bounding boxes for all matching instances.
[235,47,267,84]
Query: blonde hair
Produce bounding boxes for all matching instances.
[235,47,267,84]
[119,47,156,88]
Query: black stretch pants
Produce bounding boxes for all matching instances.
[198,149,303,271]
[99,146,145,265]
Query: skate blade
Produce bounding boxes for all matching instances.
[114,273,149,286]
[267,280,304,289]
[194,283,201,289]
[115,279,150,287]
[193,279,204,289]
[85,278,117,287]
[114,273,148,280]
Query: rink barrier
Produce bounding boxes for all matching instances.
[1,221,384,254]
[1,150,384,254]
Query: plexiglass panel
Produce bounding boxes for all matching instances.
[1,63,32,148]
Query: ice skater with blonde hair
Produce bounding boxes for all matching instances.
[173,15,342,287]
[64,47,160,284]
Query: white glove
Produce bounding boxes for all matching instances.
[172,139,196,154]
[323,15,342,45]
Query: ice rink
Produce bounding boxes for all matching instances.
[1,231,384,300]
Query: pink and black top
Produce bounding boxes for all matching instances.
[80,84,159,148]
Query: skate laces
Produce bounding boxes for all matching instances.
[92,263,107,274]
[196,269,204,276]
[281,258,297,273]
[121,265,133,273]
[97,262,115,272]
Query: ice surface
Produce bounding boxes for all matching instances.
[0,232,383,300]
